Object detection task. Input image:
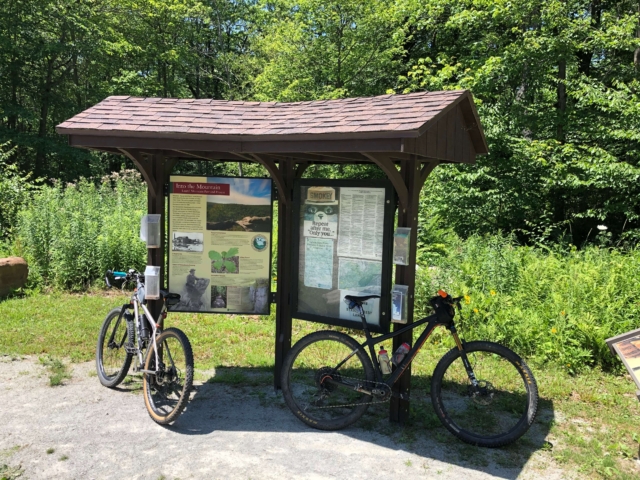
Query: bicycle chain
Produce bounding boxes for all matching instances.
[305,375,399,410]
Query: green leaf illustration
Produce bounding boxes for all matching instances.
[209,250,222,261]
[221,250,227,258]
[213,260,223,270]
[226,247,239,257]
[224,260,237,273]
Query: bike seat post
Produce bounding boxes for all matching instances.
[358,304,372,338]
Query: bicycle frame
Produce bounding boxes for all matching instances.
[332,304,474,396]
[108,283,167,376]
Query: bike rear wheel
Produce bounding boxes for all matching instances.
[431,341,538,447]
[281,330,375,431]
[143,327,194,425]
[96,307,133,388]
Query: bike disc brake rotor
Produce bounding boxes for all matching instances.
[469,380,494,406]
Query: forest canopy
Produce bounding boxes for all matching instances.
[1,0,639,245]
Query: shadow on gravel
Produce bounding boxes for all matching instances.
[157,366,554,479]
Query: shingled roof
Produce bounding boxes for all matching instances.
[58,90,484,147]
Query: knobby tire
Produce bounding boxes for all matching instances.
[96,307,133,388]
[143,327,194,425]
[431,341,539,448]
[281,330,375,431]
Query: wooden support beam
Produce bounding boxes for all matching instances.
[361,152,409,209]
[274,158,295,389]
[119,149,157,197]
[420,161,440,186]
[145,154,175,323]
[235,153,289,205]
[390,156,423,423]
[295,161,309,179]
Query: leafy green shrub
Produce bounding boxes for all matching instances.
[0,142,40,244]
[13,171,147,289]
[415,235,640,372]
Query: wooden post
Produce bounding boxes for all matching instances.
[274,158,296,389]
[390,157,422,423]
[144,154,177,325]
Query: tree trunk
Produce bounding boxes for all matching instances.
[36,56,55,178]
[557,59,566,143]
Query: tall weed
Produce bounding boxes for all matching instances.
[415,235,640,371]
[13,171,147,289]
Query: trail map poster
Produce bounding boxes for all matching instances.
[168,176,272,314]
[293,181,393,331]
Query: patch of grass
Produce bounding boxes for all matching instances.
[39,355,71,386]
[59,455,68,461]
[0,463,24,480]
[0,446,22,460]
[3,292,640,478]
[46,448,54,454]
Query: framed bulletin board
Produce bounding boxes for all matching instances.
[167,175,273,314]
[291,179,396,333]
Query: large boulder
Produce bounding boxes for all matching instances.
[0,257,28,297]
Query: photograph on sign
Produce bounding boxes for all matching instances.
[293,180,393,331]
[168,176,272,314]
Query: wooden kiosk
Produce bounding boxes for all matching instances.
[57,90,488,422]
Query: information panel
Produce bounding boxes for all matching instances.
[167,175,272,314]
[292,179,394,333]
[606,328,640,401]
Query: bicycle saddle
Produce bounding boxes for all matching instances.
[344,294,380,305]
[160,290,181,306]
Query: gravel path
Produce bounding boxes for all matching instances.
[0,356,561,480]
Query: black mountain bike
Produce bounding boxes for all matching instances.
[281,291,538,447]
[96,269,194,425]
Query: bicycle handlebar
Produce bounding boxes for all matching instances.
[104,269,140,289]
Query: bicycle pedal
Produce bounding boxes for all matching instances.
[125,344,137,354]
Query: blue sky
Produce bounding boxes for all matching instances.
[206,177,272,205]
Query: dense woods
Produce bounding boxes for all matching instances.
[1,0,639,245]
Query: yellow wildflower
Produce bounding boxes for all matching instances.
[561,310,566,316]
[473,308,479,314]
[490,290,496,296]
[464,295,471,304]
[551,327,557,334]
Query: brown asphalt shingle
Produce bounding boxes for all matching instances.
[56,91,468,138]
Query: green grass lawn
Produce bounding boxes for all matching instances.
[1,292,639,479]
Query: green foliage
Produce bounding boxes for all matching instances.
[12,171,147,289]
[415,234,640,372]
[397,0,640,246]
[0,142,39,242]
[253,0,403,101]
[39,355,71,386]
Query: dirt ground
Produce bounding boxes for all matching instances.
[0,355,563,480]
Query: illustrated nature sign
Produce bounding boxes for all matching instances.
[168,176,272,314]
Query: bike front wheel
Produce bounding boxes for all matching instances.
[142,327,194,425]
[96,307,134,388]
[431,341,538,447]
[281,330,375,431]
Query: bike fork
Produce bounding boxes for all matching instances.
[450,327,479,388]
